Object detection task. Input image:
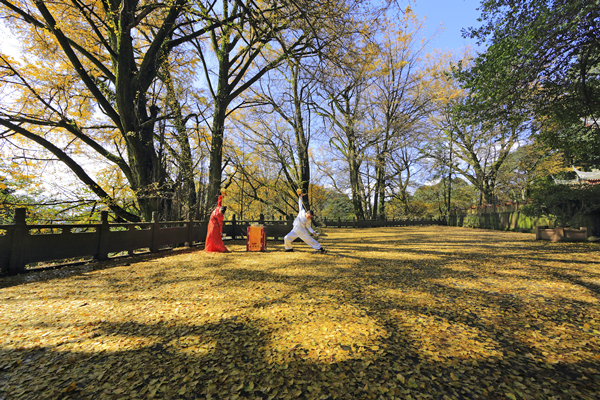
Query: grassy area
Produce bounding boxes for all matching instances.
[1,226,599,400]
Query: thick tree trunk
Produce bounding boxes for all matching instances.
[162,65,197,219]
[116,78,167,222]
[206,17,232,215]
[346,127,365,220]
[113,1,169,221]
[126,128,166,221]
[208,99,227,212]
[482,181,495,205]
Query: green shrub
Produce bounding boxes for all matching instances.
[522,182,600,227]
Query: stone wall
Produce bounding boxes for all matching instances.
[447,212,553,232]
[448,210,600,235]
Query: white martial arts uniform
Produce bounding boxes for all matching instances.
[284,196,322,250]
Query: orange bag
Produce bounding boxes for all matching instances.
[247,225,267,252]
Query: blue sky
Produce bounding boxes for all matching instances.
[406,0,485,52]
[0,1,486,55]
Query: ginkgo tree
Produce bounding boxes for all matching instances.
[315,9,443,220]
[365,10,437,219]
[0,0,391,222]
[421,48,531,207]
[193,0,388,208]
[0,0,234,221]
[199,0,395,216]
[0,159,46,223]
[230,56,319,212]
[316,38,379,220]
[427,96,528,206]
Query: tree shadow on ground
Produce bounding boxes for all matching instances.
[1,312,598,399]
[1,227,599,399]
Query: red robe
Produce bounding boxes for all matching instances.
[205,195,229,252]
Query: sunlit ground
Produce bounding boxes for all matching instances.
[0,226,599,399]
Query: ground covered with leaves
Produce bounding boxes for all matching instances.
[1,226,599,400]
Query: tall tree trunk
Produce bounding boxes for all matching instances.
[112,0,171,221]
[208,100,227,210]
[207,23,232,213]
[162,64,197,219]
[482,181,495,205]
[291,62,312,211]
[374,136,389,220]
[447,130,453,215]
[375,156,386,219]
[345,126,365,220]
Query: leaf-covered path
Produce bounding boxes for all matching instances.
[1,226,599,399]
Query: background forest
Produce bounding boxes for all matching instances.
[0,0,598,225]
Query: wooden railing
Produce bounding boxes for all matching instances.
[0,208,444,275]
[319,217,444,228]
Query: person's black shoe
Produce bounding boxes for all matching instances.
[314,247,327,254]
[285,249,294,252]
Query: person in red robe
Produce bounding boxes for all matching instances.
[205,194,229,253]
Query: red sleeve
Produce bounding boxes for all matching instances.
[217,195,223,207]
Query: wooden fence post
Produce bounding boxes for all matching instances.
[97,211,109,261]
[150,212,160,253]
[231,214,238,239]
[8,208,27,275]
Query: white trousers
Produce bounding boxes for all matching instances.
[284,227,321,250]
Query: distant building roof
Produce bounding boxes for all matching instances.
[573,166,600,180]
[553,167,600,185]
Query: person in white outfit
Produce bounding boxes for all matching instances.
[284,192,327,253]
